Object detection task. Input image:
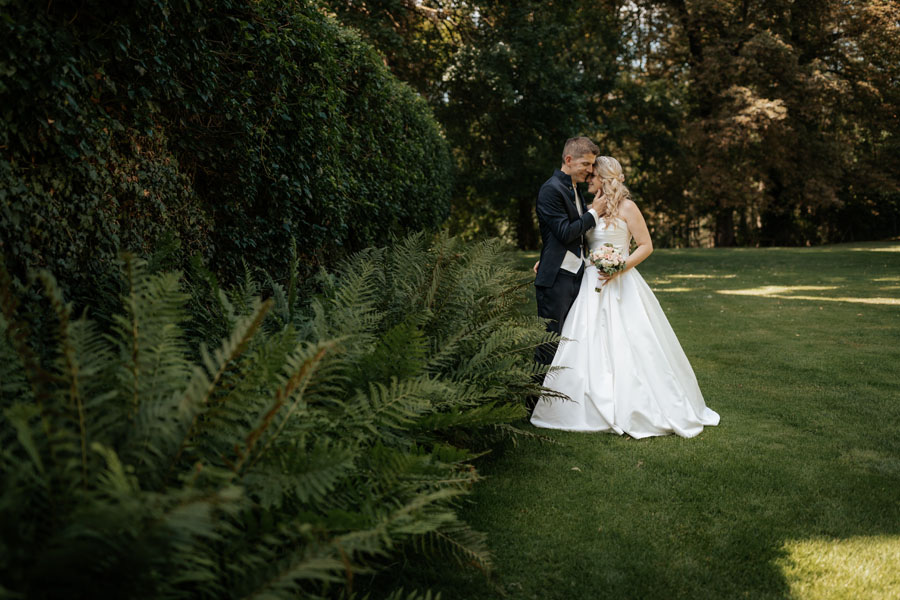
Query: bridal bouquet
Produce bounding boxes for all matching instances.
[589,243,627,292]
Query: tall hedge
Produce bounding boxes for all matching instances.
[0,0,452,303]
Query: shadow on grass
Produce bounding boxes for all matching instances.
[368,242,900,599]
[380,415,899,599]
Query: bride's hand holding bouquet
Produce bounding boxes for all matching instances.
[589,243,626,292]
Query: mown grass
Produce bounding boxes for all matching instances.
[381,242,900,599]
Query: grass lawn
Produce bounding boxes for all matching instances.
[385,242,900,599]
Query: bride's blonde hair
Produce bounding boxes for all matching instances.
[593,156,630,225]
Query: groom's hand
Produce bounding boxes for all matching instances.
[590,194,606,214]
[533,260,540,274]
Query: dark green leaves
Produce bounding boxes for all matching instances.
[1,0,453,312]
[0,232,548,598]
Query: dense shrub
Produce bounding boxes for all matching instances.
[0,233,549,599]
[0,0,452,305]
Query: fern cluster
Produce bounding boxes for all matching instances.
[0,233,554,599]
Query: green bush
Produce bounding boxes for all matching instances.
[0,233,550,599]
[0,0,452,305]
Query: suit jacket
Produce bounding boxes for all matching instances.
[535,169,596,288]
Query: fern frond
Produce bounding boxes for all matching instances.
[334,488,462,557]
[245,438,358,508]
[378,588,441,600]
[354,320,428,387]
[413,518,492,573]
[184,253,230,344]
[240,549,346,600]
[416,402,526,433]
[0,230,552,598]
[91,442,139,495]
[38,270,92,487]
[491,423,562,446]
[170,298,273,471]
[106,256,194,477]
[312,250,385,348]
[3,402,46,475]
[228,259,260,316]
[238,339,339,475]
[364,378,435,432]
[264,274,290,329]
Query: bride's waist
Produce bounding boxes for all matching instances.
[585,251,631,259]
[588,243,630,251]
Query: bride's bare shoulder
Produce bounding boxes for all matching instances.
[620,198,641,215]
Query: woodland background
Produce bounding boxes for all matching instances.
[328,0,900,249]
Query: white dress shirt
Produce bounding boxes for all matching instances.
[560,185,599,273]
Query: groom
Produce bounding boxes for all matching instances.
[534,136,603,366]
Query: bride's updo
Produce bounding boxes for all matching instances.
[593,156,630,225]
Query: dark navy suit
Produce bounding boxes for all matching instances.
[534,169,597,366]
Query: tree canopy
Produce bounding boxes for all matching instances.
[324,0,900,247]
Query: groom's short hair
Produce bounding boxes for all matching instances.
[562,137,600,162]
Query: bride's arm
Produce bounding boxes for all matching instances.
[620,199,653,272]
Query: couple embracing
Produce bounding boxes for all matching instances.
[530,137,719,438]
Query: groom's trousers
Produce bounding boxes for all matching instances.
[533,269,582,366]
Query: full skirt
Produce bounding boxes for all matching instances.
[530,265,720,438]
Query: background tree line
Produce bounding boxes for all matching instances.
[324,0,900,248]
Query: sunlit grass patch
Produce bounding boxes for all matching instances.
[787,295,899,305]
[717,285,900,305]
[719,285,839,294]
[850,246,900,252]
[776,536,900,599]
[668,273,738,279]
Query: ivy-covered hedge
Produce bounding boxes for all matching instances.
[0,0,452,303]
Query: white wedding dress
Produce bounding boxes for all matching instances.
[531,217,720,438]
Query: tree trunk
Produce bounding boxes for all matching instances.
[759,170,794,245]
[715,209,736,246]
[516,196,539,250]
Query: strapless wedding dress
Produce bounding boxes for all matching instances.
[530,217,720,438]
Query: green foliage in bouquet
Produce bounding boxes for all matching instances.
[0,233,552,599]
[0,0,452,305]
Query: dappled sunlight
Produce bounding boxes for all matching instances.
[776,536,900,599]
[650,274,737,288]
[717,285,900,306]
[849,246,900,252]
[873,277,900,282]
[721,285,839,295]
[668,274,738,279]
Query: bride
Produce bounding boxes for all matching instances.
[530,156,720,438]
